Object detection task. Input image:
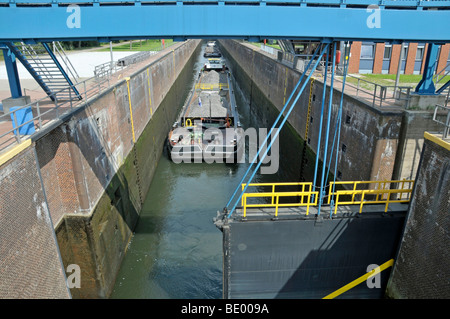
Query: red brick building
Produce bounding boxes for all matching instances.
[348,42,450,75]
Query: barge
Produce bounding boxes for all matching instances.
[167,52,242,163]
[204,41,222,58]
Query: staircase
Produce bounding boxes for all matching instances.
[434,61,450,94]
[5,41,81,101]
[277,39,296,55]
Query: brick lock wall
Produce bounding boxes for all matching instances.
[35,127,81,226]
[0,146,70,298]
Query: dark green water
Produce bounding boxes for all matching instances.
[110,44,314,299]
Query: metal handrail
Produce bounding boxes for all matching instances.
[332,188,413,215]
[238,179,414,218]
[53,41,80,81]
[242,190,319,217]
[0,75,110,150]
[328,179,415,204]
[433,104,450,139]
[332,75,412,109]
[253,41,412,109]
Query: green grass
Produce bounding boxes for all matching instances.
[347,73,450,88]
[249,41,282,51]
[96,39,174,52]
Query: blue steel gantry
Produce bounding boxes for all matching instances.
[0,1,449,97]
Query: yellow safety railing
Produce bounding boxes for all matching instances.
[241,182,318,217]
[239,180,414,217]
[328,179,414,214]
[195,83,229,90]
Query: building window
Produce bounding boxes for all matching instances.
[401,45,408,60]
[384,45,392,60]
[361,44,374,59]
[416,45,425,61]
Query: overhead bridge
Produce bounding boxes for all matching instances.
[0,1,449,42]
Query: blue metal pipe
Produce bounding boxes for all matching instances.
[325,43,352,186]
[330,42,352,216]
[333,44,352,193]
[317,42,337,216]
[225,44,322,208]
[312,47,330,203]
[227,43,330,218]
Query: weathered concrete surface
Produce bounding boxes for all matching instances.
[386,134,450,298]
[392,110,445,181]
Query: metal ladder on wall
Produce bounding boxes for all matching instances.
[5,41,81,101]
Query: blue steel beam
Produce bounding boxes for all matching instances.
[0,1,449,42]
[2,48,22,98]
[415,43,439,95]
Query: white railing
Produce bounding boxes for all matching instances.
[433,104,450,139]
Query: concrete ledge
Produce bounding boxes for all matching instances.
[424,131,450,151]
[0,138,32,166]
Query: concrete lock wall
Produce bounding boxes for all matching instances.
[0,39,200,298]
[218,40,444,186]
[386,135,450,299]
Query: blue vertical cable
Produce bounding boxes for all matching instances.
[330,42,352,218]
[324,42,351,204]
[317,42,337,216]
[311,45,330,203]
[225,44,323,209]
[227,43,330,218]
